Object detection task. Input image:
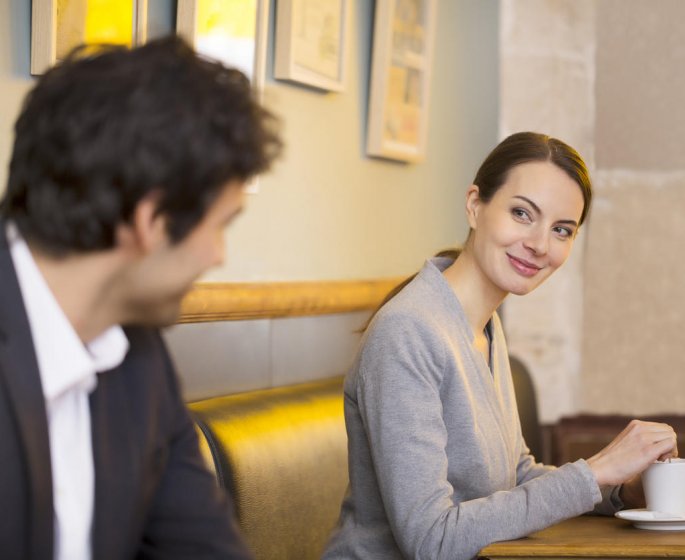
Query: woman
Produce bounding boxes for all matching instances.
[323,132,677,560]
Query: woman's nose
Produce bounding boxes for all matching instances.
[523,227,549,255]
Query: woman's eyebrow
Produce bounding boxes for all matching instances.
[513,195,541,214]
[513,195,579,227]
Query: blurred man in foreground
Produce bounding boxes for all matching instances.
[0,36,281,560]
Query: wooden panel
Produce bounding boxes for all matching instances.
[177,278,404,323]
[549,414,685,466]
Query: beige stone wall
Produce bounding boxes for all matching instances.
[581,0,685,415]
[502,0,685,421]
[500,0,596,423]
[595,0,685,171]
[582,170,685,414]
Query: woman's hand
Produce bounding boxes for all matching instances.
[586,419,678,487]
[619,476,645,509]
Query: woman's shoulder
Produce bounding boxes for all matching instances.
[374,260,461,327]
[370,278,441,335]
[361,272,459,365]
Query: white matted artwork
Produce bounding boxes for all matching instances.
[366,0,437,163]
[31,0,148,75]
[176,0,270,194]
[274,0,348,92]
[176,0,269,93]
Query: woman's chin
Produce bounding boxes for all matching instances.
[502,279,540,297]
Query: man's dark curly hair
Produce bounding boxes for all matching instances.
[1,36,282,255]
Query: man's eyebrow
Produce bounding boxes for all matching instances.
[513,195,578,227]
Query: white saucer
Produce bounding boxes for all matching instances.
[615,508,685,531]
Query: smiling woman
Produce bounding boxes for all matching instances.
[322,132,679,560]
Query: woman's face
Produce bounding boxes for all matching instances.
[466,160,585,297]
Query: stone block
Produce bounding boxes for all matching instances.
[581,171,685,414]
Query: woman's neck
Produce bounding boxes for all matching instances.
[441,248,507,335]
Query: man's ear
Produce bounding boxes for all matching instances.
[116,191,167,254]
[465,185,482,230]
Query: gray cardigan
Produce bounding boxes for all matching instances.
[323,258,619,560]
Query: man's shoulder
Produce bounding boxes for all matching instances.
[96,327,182,418]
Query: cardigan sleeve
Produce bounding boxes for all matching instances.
[515,441,624,516]
[356,314,602,560]
[516,446,556,484]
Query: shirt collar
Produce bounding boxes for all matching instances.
[7,223,129,401]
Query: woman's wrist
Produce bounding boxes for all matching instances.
[619,477,645,509]
[586,454,608,487]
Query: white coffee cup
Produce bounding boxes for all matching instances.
[641,458,685,517]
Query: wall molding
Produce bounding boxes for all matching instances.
[177,278,405,323]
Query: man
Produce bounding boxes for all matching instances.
[0,36,282,560]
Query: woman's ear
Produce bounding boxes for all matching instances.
[116,191,167,254]
[465,185,481,230]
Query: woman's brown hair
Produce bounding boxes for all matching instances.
[473,131,592,226]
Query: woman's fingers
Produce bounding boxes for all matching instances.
[622,421,676,456]
[648,426,678,460]
[586,420,678,486]
[655,432,678,462]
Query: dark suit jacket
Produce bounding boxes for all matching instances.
[0,224,253,560]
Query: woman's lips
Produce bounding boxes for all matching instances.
[507,253,542,277]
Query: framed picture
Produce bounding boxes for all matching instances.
[366,0,437,163]
[31,0,148,75]
[176,0,269,93]
[274,0,348,92]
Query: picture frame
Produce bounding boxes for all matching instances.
[274,0,349,92]
[31,0,148,75]
[176,0,269,94]
[366,0,437,163]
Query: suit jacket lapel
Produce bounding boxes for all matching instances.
[0,222,54,560]
[90,369,140,560]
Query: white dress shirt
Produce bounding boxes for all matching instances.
[7,224,129,560]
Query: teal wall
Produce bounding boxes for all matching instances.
[0,0,499,283]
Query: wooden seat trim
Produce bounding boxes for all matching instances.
[177,278,404,323]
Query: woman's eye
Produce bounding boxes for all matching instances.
[512,208,531,221]
[553,226,573,239]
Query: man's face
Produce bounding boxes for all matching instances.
[124,181,245,326]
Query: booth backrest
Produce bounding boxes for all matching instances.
[509,355,543,461]
[550,413,685,466]
[189,376,348,560]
